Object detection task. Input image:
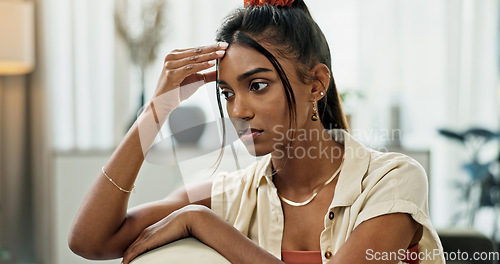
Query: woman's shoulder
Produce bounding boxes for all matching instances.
[339,130,427,184]
[368,148,426,174]
[350,149,431,226]
[363,149,428,190]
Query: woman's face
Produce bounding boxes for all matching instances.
[217,43,314,156]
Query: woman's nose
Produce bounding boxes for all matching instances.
[229,95,254,121]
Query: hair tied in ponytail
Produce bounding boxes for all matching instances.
[244,0,295,8]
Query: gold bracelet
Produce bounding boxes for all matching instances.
[150,101,160,124]
[101,167,135,194]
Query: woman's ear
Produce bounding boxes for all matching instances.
[309,63,330,102]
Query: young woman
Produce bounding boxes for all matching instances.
[69,0,445,263]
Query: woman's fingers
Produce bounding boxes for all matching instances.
[121,209,191,264]
[122,237,144,263]
[164,49,224,70]
[122,227,169,264]
[178,69,217,87]
[174,71,217,101]
[122,236,149,264]
[166,60,216,87]
[165,42,228,62]
[153,42,227,98]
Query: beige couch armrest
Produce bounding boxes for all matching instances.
[130,237,231,264]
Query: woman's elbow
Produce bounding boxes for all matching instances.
[68,233,121,260]
[68,236,92,259]
[68,235,100,260]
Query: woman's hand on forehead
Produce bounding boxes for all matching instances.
[152,42,228,99]
[167,43,228,61]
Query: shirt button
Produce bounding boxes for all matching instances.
[329,211,335,220]
[324,251,333,259]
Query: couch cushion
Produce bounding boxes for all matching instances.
[130,237,230,264]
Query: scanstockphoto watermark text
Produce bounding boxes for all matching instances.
[271,125,402,162]
[366,248,500,262]
[271,125,403,144]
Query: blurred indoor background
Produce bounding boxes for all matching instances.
[0,0,499,263]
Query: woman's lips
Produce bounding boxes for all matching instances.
[239,128,263,142]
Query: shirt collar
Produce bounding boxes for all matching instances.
[256,129,371,207]
[257,154,274,187]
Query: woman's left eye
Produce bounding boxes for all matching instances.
[250,82,268,92]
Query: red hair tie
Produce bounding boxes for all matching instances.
[244,0,295,7]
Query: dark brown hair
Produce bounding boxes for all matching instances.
[212,0,348,169]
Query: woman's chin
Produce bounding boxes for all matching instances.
[240,140,271,157]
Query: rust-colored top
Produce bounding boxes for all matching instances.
[281,250,322,264]
[281,243,420,264]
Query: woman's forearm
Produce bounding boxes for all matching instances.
[189,208,284,264]
[69,99,177,259]
[69,43,226,260]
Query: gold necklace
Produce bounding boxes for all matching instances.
[277,158,344,207]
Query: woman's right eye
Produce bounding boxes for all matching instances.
[221,90,234,100]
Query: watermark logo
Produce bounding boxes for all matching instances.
[366,248,500,262]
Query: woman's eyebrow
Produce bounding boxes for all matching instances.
[217,67,273,86]
[237,67,272,82]
[217,80,229,86]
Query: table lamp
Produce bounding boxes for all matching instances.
[0,0,35,75]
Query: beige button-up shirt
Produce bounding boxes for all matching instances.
[211,130,445,264]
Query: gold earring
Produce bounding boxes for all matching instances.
[311,101,319,121]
